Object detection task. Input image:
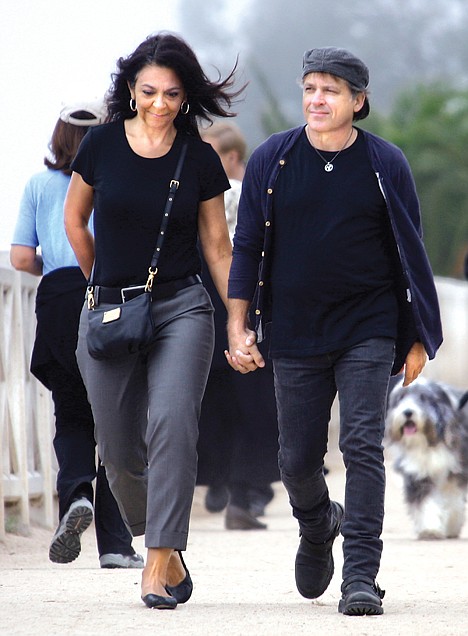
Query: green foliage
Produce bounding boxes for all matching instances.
[251,61,296,136]
[364,85,468,277]
[255,75,468,277]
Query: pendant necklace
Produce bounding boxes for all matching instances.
[306,126,354,172]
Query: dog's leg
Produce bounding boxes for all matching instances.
[441,481,466,539]
[411,493,445,540]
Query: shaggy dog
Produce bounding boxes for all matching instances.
[385,377,468,539]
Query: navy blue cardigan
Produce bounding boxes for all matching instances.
[228,126,443,375]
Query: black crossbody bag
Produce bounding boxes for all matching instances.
[86,142,188,360]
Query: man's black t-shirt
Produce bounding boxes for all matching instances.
[270,127,398,357]
[72,120,230,287]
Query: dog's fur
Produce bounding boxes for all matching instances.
[385,377,468,539]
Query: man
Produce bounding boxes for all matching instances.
[197,122,279,530]
[226,47,442,615]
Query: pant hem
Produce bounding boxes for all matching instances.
[144,530,188,550]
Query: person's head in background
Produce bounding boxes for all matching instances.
[202,121,247,181]
[45,100,107,175]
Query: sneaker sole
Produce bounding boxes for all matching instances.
[338,600,384,616]
[49,505,93,564]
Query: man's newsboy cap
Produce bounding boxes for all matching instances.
[302,47,369,91]
[302,47,370,119]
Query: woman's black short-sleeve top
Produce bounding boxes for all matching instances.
[71,119,230,287]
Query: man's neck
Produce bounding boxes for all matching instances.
[305,125,356,152]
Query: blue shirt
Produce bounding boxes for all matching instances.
[12,169,93,276]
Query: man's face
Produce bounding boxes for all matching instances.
[302,72,364,134]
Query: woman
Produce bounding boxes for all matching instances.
[65,33,243,609]
[10,101,143,569]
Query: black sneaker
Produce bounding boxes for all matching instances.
[295,501,344,599]
[247,485,275,517]
[205,485,229,513]
[338,580,385,616]
[49,498,94,564]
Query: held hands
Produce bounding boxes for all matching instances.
[401,341,428,386]
[225,328,265,374]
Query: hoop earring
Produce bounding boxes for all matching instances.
[180,101,190,115]
[129,98,137,112]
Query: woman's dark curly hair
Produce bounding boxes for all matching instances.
[106,32,245,137]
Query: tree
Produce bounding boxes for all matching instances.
[178,0,468,149]
[177,0,468,276]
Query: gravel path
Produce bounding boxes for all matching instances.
[1,452,467,635]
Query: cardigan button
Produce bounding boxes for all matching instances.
[261,251,265,257]
[255,309,261,315]
[258,280,264,286]
[279,159,285,165]
[267,188,273,194]
[265,221,271,227]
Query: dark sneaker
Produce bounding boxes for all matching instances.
[295,501,344,599]
[247,484,275,517]
[338,580,385,616]
[225,504,267,530]
[99,553,145,568]
[205,485,229,513]
[49,498,94,564]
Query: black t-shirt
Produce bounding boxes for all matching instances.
[270,127,398,357]
[71,120,230,287]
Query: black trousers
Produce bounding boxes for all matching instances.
[44,360,133,557]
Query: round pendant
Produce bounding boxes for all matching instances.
[324,163,334,172]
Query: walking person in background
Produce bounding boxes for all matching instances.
[226,47,443,615]
[198,122,279,530]
[64,33,244,609]
[10,101,143,569]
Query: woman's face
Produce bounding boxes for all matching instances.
[129,64,185,128]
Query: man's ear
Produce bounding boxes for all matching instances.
[353,92,365,112]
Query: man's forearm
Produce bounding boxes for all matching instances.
[227,297,251,333]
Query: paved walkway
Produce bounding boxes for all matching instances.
[1,453,468,635]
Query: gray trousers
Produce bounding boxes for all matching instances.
[76,283,215,549]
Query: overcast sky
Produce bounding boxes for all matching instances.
[0,0,182,250]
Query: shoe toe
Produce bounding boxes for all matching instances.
[141,594,177,610]
[225,505,267,530]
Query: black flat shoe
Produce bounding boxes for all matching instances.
[141,593,177,610]
[165,551,193,604]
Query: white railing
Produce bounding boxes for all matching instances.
[0,262,56,539]
[1,256,467,538]
[423,276,468,390]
